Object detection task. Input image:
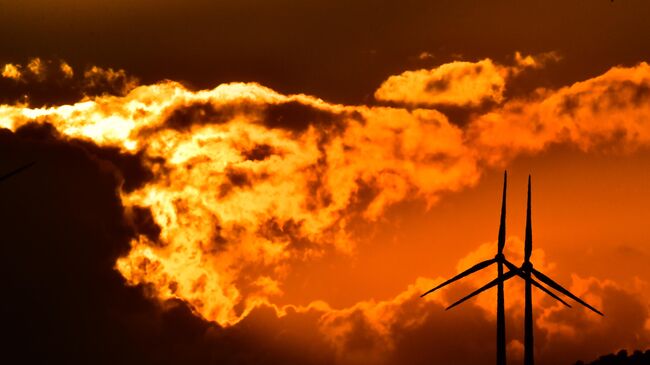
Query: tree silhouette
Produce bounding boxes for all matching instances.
[575,349,650,365]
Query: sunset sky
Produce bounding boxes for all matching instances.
[1,1,649,364]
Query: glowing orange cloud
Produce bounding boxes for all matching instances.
[470,62,650,164]
[374,52,558,107]
[2,63,23,80]
[0,79,481,325]
[0,56,649,339]
[0,58,137,101]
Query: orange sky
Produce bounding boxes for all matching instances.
[277,145,650,307]
[2,55,649,364]
[1,2,649,364]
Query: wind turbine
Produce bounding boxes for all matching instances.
[421,171,571,365]
[444,175,603,365]
[1,162,35,183]
[420,171,509,364]
[515,176,603,365]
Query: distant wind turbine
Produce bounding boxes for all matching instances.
[0,162,35,183]
[421,172,569,365]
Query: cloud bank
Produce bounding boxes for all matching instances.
[1,54,649,364]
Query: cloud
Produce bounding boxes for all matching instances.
[3,59,650,330]
[375,58,507,107]
[535,277,650,365]
[374,52,558,108]
[2,63,22,80]
[1,125,647,364]
[311,243,650,365]
[2,57,650,364]
[1,58,68,84]
[0,79,482,326]
[83,66,139,97]
[469,61,650,164]
[514,51,561,70]
[0,58,138,106]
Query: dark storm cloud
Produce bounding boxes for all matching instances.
[3,1,649,104]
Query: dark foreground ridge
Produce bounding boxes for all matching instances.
[575,349,650,365]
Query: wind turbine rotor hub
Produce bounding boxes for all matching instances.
[494,252,505,262]
[522,261,533,272]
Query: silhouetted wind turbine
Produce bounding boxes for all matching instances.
[422,171,571,365]
[444,175,603,365]
[0,162,35,183]
[514,176,603,365]
[421,170,510,365]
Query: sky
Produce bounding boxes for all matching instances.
[1,1,649,364]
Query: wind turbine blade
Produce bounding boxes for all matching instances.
[498,171,507,254]
[501,258,571,307]
[524,174,532,262]
[502,260,529,281]
[501,258,533,280]
[421,258,497,297]
[502,258,520,272]
[531,268,603,316]
[529,277,572,308]
[445,270,517,310]
[0,161,36,183]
